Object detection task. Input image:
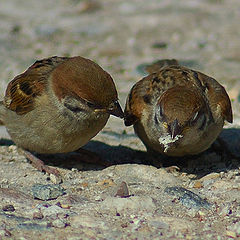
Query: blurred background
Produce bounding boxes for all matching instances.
[0,0,239,125]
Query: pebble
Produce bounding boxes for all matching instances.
[31,184,65,200]
[32,211,44,220]
[40,205,67,218]
[193,181,203,189]
[199,173,220,181]
[52,219,67,228]
[114,181,130,197]
[165,186,212,210]
[49,174,62,184]
[97,179,115,188]
[2,204,15,212]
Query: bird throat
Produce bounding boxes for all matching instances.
[158,133,183,153]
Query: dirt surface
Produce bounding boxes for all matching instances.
[0,0,240,239]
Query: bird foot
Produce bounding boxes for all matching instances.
[23,150,60,177]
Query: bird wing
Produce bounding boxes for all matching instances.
[3,56,67,115]
[193,71,233,123]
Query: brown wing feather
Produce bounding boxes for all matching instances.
[124,74,154,126]
[124,64,233,126]
[194,71,233,123]
[4,56,67,115]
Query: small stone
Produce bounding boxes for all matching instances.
[165,186,212,210]
[200,173,220,181]
[2,204,15,212]
[115,181,130,198]
[50,174,62,184]
[193,181,203,189]
[56,202,71,209]
[60,204,71,209]
[94,196,102,201]
[220,171,225,178]
[40,205,67,218]
[31,184,65,200]
[32,211,44,220]
[8,145,18,152]
[52,219,66,228]
[97,179,115,187]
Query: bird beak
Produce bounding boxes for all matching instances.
[168,119,182,139]
[107,101,124,118]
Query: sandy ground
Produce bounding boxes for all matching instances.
[0,0,240,239]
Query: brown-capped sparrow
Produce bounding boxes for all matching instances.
[0,56,123,175]
[124,63,232,157]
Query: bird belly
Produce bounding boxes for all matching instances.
[4,108,109,154]
[134,120,224,157]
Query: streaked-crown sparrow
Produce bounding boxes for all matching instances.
[124,63,232,157]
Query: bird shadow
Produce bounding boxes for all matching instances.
[0,136,149,172]
[0,128,239,177]
[144,128,240,179]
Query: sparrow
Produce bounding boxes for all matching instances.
[124,63,232,157]
[0,56,123,175]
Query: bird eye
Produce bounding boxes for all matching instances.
[86,101,95,108]
[64,102,84,113]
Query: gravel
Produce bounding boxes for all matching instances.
[0,0,240,239]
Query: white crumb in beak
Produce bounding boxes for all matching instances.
[158,134,183,152]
